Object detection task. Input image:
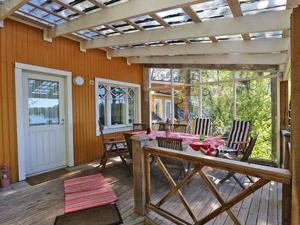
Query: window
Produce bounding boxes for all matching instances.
[95,78,141,134]
[28,79,60,126]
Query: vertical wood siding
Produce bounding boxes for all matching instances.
[0,19,143,182]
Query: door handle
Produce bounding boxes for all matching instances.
[61,119,65,125]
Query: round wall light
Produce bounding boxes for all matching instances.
[73,76,84,86]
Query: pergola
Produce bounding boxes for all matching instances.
[1,0,300,224]
[0,0,296,69]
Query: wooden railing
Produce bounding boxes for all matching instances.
[131,135,292,225]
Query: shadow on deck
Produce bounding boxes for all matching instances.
[0,159,282,225]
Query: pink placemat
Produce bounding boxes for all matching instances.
[64,174,118,213]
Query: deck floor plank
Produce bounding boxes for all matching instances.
[0,161,282,225]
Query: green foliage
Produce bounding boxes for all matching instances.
[192,70,274,160]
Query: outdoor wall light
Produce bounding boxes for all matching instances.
[73,76,85,86]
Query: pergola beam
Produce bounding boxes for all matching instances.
[0,0,28,21]
[82,10,291,49]
[47,0,204,38]
[127,53,287,65]
[109,38,289,57]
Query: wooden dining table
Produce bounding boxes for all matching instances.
[126,130,225,155]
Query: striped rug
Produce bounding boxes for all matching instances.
[64,174,118,213]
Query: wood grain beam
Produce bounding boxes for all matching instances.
[82,10,291,49]
[128,53,288,65]
[290,6,300,225]
[109,38,289,57]
[0,0,28,20]
[47,0,204,38]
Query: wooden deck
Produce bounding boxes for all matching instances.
[0,159,282,225]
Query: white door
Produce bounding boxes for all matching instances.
[23,72,67,176]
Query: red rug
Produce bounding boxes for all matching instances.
[64,174,118,213]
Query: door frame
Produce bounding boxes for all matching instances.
[15,62,74,181]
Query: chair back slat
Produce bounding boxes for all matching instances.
[98,120,105,143]
[158,123,166,131]
[227,120,251,150]
[194,118,212,136]
[156,137,183,167]
[124,133,133,158]
[133,123,146,131]
[241,135,258,161]
[157,137,183,151]
[173,124,187,133]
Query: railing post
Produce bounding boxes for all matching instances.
[131,134,150,215]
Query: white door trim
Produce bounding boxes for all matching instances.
[15,62,74,181]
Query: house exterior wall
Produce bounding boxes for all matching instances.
[0,19,143,182]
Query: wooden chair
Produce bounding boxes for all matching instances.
[220,120,252,154]
[173,124,188,133]
[132,123,146,131]
[156,137,187,180]
[158,123,166,131]
[98,120,130,171]
[193,117,212,136]
[123,132,134,159]
[219,135,258,189]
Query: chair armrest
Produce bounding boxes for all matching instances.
[104,139,126,145]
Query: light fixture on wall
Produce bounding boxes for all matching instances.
[73,76,84,86]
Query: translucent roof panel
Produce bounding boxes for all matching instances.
[156,8,191,26]
[18,4,65,25]
[165,39,186,45]
[97,0,128,7]
[250,31,283,39]
[147,42,164,47]
[73,1,99,14]
[240,0,287,15]
[16,10,55,26]
[189,37,212,43]
[132,15,162,30]
[72,32,91,40]
[191,0,233,21]
[77,29,100,39]
[110,21,136,33]
[216,34,243,41]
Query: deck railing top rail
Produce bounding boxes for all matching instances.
[144,146,291,185]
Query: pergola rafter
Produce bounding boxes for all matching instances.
[82,10,291,49]
[46,0,204,38]
[0,0,29,21]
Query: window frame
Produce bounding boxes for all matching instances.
[95,78,141,135]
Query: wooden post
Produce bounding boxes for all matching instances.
[131,134,150,215]
[280,81,289,167]
[290,6,300,225]
[271,77,279,160]
[143,67,151,128]
[184,69,191,122]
